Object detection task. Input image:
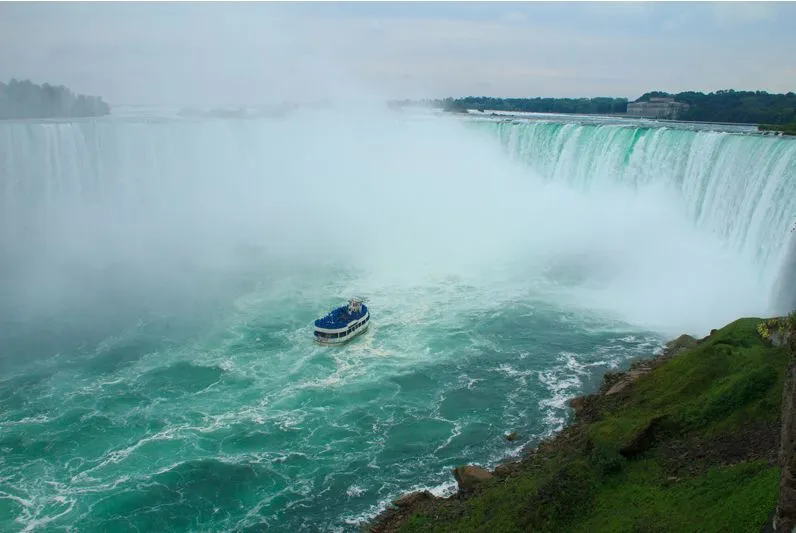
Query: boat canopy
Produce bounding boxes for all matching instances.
[314,298,368,330]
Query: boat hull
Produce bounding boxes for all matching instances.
[314,320,369,345]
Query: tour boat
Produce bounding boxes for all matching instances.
[313,298,370,345]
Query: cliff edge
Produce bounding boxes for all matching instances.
[772,314,796,533]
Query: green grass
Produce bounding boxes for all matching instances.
[589,319,787,446]
[573,459,779,533]
[395,317,789,533]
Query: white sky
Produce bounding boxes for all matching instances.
[1,1,794,106]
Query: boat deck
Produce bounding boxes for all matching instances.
[314,304,368,330]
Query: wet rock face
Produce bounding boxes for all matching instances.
[393,490,433,508]
[605,368,653,396]
[493,462,521,480]
[452,465,494,493]
[774,361,796,533]
[569,396,586,414]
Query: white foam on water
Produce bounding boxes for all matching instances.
[1,110,794,531]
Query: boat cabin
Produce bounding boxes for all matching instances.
[313,298,370,344]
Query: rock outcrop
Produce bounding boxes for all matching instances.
[774,360,796,533]
[605,367,653,395]
[452,465,494,493]
[393,490,433,508]
[619,415,668,458]
[569,395,586,414]
[664,333,699,354]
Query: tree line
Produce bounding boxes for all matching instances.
[0,79,110,119]
[437,96,629,115]
[635,89,796,125]
[391,89,796,128]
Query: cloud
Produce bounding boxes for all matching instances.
[0,2,794,105]
[711,2,776,27]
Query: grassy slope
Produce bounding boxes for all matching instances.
[394,318,789,533]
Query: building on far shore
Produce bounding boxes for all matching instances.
[626,96,690,119]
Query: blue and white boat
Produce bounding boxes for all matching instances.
[313,298,370,345]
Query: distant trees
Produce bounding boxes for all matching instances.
[634,89,796,125]
[0,79,110,119]
[411,89,796,126]
[434,96,629,115]
[759,122,796,136]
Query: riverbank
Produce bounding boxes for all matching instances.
[367,317,794,532]
[758,123,796,136]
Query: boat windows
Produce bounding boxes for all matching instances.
[348,316,369,333]
[315,313,368,341]
[315,330,357,339]
[315,331,344,339]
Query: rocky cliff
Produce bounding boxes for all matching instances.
[774,358,796,532]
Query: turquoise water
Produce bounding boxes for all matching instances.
[0,259,661,531]
[1,110,794,531]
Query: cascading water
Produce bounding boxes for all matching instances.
[0,110,794,532]
[473,118,796,314]
[775,232,796,313]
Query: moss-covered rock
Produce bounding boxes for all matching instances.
[663,333,698,355]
